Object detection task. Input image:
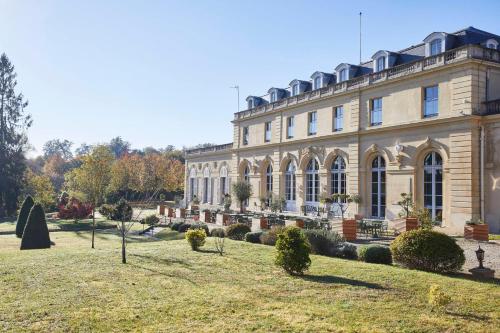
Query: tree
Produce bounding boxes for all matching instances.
[43,154,73,191]
[75,143,93,156]
[43,139,73,160]
[112,199,133,264]
[331,193,362,221]
[20,203,51,250]
[398,193,415,218]
[15,195,34,238]
[232,180,252,213]
[72,145,114,248]
[108,136,130,158]
[0,53,32,217]
[275,226,311,275]
[24,169,56,211]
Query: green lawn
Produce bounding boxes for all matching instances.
[0,230,498,332]
[0,217,116,234]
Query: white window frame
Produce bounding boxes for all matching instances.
[376,56,385,72]
[333,106,343,131]
[305,159,320,204]
[287,116,294,139]
[486,39,499,49]
[270,91,277,103]
[339,69,347,82]
[292,84,299,96]
[371,156,386,219]
[265,164,273,195]
[370,98,383,126]
[264,121,272,142]
[313,76,321,90]
[424,152,443,221]
[424,85,439,118]
[430,39,442,56]
[308,111,317,135]
[248,99,253,109]
[242,126,249,145]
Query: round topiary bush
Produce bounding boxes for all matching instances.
[185,228,206,251]
[178,223,193,233]
[275,226,311,275]
[390,230,465,273]
[226,223,251,240]
[189,222,209,236]
[358,245,392,265]
[210,228,225,238]
[244,231,263,244]
[16,195,34,238]
[20,203,51,250]
[170,221,185,232]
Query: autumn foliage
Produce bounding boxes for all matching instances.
[57,196,93,220]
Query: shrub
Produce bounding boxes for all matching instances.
[16,195,34,238]
[110,199,133,221]
[185,228,206,250]
[226,223,251,240]
[428,284,451,309]
[260,226,284,246]
[189,222,209,236]
[390,230,465,273]
[232,181,252,213]
[98,204,114,220]
[303,229,343,256]
[275,226,311,275]
[20,203,51,250]
[143,214,160,227]
[245,231,263,244]
[57,197,93,220]
[170,221,185,232]
[210,228,226,238]
[333,244,358,260]
[178,223,193,233]
[358,245,392,265]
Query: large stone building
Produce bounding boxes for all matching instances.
[184,26,500,234]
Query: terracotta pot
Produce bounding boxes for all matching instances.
[405,217,419,231]
[157,204,165,216]
[191,205,199,211]
[464,224,489,241]
[342,219,357,241]
[177,208,186,219]
[260,217,268,229]
[295,219,305,229]
[203,211,211,223]
[167,208,174,218]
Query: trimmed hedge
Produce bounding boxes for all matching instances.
[358,245,392,265]
[333,244,358,260]
[189,223,209,236]
[170,221,185,232]
[20,203,51,250]
[244,231,263,244]
[303,229,343,256]
[16,196,34,238]
[260,226,284,246]
[390,230,465,273]
[226,223,251,240]
[210,228,225,238]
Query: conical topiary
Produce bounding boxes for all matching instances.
[16,195,34,238]
[20,203,51,250]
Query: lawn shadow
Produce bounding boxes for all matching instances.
[128,261,197,285]
[443,271,500,285]
[445,310,491,322]
[301,274,387,290]
[129,253,193,268]
[196,248,221,254]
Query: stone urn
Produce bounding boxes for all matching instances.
[464,224,489,241]
[342,219,357,241]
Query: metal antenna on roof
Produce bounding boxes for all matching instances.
[230,85,240,112]
[359,11,362,64]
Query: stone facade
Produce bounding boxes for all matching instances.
[184,29,500,234]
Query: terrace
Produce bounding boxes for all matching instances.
[185,142,233,156]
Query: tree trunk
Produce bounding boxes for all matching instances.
[121,220,126,264]
[240,200,244,213]
[91,207,95,249]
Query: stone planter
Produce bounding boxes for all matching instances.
[167,208,174,218]
[405,217,419,231]
[464,224,489,241]
[216,213,230,226]
[176,208,186,219]
[342,219,357,241]
[295,218,304,229]
[251,217,267,231]
[260,217,268,229]
[157,204,165,216]
[201,211,211,223]
[191,205,199,211]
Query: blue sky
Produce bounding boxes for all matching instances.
[1,0,499,156]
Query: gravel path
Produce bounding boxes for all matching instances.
[456,238,499,275]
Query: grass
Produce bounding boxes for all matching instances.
[489,234,500,241]
[0,217,116,234]
[155,228,186,241]
[0,230,498,332]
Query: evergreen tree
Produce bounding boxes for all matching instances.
[0,53,32,217]
[15,195,34,238]
[20,203,51,250]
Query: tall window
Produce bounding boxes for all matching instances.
[285,161,296,202]
[430,39,442,56]
[308,111,317,135]
[264,121,272,142]
[287,116,294,139]
[248,99,253,109]
[331,156,346,199]
[265,164,273,194]
[243,165,250,206]
[219,166,228,204]
[371,156,386,218]
[376,57,385,72]
[242,126,249,145]
[339,69,347,82]
[333,106,343,131]
[305,159,320,203]
[314,76,321,90]
[424,152,443,221]
[424,85,439,117]
[370,98,382,126]
[270,91,277,102]
[189,177,195,200]
[292,84,299,96]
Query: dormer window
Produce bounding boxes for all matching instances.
[430,39,442,56]
[486,39,499,50]
[292,84,299,96]
[248,99,253,109]
[270,91,277,103]
[311,72,333,90]
[313,76,321,90]
[339,69,347,82]
[376,57,385,72]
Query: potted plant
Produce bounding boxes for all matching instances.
[232,180,252,213]
[223,194,232,212]
[320,192,333,216]
[202,208,211,223]
[464,217,489,241]
[259,195,268,211]
[332,193,361,241]
[191,195,200,210]
[397,193,418,231]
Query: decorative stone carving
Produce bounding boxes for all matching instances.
[299,146,326,164]
[369,144,379,153]
[423,136,432,148]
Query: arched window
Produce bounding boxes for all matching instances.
[243,165,250,183]
[292,84,299,96]
[285,161,296,203]
[248,99,253,109]
[305,159,320,203]
[203,167,210,203]
[314,76,321,90]
[371,156,386,218]
[430,39,442,56]
[331,156,346,200]
[189,168,197,200]
[424,152,443,221]
[265,164,273,194]
[219,166,228,204]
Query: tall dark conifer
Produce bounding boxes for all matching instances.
[20,203,51,250]
[15,195,34,238]
[0,53,31,217]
